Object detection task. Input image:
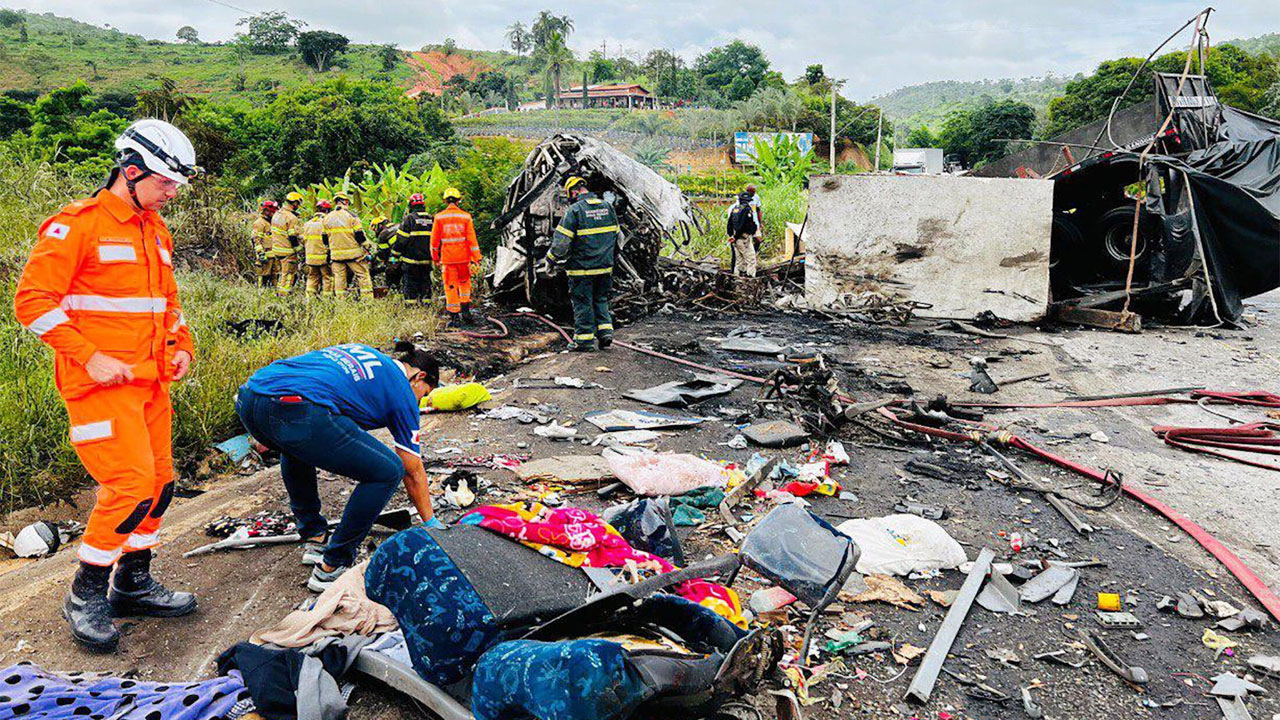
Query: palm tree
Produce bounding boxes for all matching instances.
[505,22,530,57]
[542,31,573,125]
[532,11,574,53]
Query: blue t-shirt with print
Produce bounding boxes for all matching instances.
[242,343,421,454]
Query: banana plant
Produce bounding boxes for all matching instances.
[294,163,451,223]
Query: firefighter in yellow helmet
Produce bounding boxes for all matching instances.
[251,200,278,288]
[324,192,373,299]
[271,192,304,295]
[301,199,334,299]
[547,176,620,351]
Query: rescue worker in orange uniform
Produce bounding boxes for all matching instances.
[13,119,200,651]
[429,187,481,323]
[251,200,278,288]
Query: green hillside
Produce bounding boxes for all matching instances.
[872,75,1069,131]
[1223,33,1280,57]
[0,9,416,104]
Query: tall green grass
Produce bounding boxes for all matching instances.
[0,156,438,513]
[666,183,807,266]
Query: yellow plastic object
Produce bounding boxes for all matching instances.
[422,383,491,412]
[1097,593,1122,612]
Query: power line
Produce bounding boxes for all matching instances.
[201,0,254,16]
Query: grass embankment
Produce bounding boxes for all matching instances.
[0,157,437,513]
[0,12,417,102]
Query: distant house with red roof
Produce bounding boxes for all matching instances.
[554,83,657,110]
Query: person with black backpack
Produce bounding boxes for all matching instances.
[726,191,759,276]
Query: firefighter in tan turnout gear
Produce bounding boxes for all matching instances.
[302,199,334,298]
[271,192,304,295]
[251,200,278,288]
[324,192,372,299]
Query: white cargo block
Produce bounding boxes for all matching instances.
[805,174,1053,322]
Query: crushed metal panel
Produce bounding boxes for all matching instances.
[805,174,1053,322]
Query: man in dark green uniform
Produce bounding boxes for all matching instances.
[548,176,620,352]
[390,193,434,306]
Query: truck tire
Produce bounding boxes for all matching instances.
[1096,205,1155,273]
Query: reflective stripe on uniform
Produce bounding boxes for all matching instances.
[97,245,137,263]
[158,248,172,266]
[440,237,469,243]
[555,226,576,237]
[574,333,596,341]
[70,419,113,444]
[577,225,619,236]
[598,324,614,331]
[61,295,166,313]
[26,307,70,336]
[400,258,430,265]
[78,542,122,566]
[566,267,613,277]
[124,532,159,549]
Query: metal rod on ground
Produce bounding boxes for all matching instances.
[183,533,302,558]
[905,547,994,705]
[1063,386,1203,402]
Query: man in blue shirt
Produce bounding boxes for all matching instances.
[236,341,439,591]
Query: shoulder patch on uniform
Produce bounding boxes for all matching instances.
[43,222,71,240]
[61,197,98,215]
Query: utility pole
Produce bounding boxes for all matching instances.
[829,83,836,173]
[829,80,846,173]
[873,107,883,172]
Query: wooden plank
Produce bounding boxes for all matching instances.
[1051,304,1143,333]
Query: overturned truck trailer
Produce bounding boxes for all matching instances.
[1044,73,1280,324]
[807,73,1280,326]
[490,134,704,316]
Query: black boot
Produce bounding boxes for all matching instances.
[64,562,119,652]
[460,303,475,326]
[109,549,198,618]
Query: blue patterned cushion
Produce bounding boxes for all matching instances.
[470,640,651,720]
[365,527,500,685]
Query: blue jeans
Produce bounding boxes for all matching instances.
[235,389,403,568]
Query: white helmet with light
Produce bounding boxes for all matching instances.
[114,119,199,184]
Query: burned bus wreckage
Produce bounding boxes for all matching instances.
[490,134,708,320]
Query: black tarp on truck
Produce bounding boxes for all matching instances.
[1049,74,1280,324]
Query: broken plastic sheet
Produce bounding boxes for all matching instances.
[215,434,254,464]
[584,408,704,432]
[604,448,731,496]
[719,327,788,355]
[740,503,859,608]
[835,514,967,577]
[622,373,742,408]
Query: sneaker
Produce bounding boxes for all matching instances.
[301,540,326,566]
[307,564,350,593]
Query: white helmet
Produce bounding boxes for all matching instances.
[114,119,199,184]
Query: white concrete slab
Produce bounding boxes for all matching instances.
[804,174,1054,321]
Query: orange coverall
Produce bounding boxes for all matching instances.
[429,203,481,314]
[13,189,194,567]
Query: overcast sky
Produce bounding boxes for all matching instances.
[8,0,1277,99]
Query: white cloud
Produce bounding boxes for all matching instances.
[10,0,1278,99]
